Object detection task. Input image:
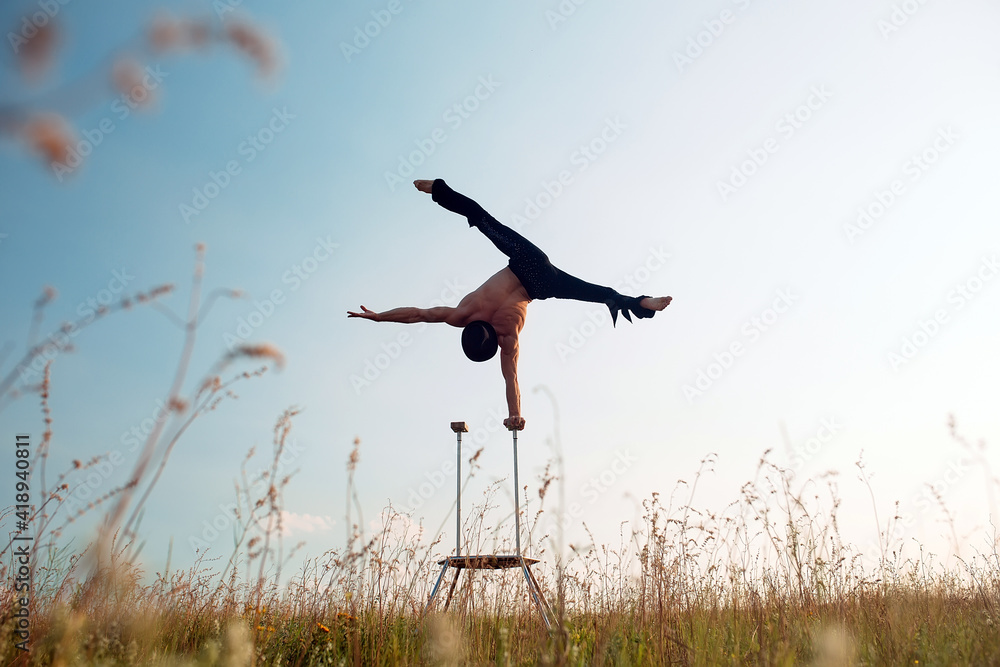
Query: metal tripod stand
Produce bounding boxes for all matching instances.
[425,421,552,628]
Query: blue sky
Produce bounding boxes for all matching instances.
[2,0,999,577]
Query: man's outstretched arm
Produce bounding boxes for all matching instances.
[498,337,525,431]
[347,305,455,324]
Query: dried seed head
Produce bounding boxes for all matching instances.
[227,343,285,370]
[17,20,58,80]
[112,57,157,109]
[225,20,279,77]
[22,113,75,170]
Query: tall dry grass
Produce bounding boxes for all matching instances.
[2,255,999,665]
[3,429,1000,665]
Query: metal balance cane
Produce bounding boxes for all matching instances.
[425,421,552,628]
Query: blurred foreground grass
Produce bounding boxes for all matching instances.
[4,475,999,666]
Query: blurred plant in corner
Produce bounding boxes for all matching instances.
[1,4,281,178]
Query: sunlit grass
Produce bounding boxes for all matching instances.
[3,448,1000,665]
[2,260,998,665]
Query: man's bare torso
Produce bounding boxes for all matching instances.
[453,267,530,340]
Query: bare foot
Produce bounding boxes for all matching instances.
[413,179,434,194]
[639,296,672,311]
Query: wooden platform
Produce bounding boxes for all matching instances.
[436,555,539,569]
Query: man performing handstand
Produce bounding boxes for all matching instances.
[348,179,671,431]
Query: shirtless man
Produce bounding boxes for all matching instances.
[348,179,671,431]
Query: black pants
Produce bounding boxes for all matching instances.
[432,179,655,320]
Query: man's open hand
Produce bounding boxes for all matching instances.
[504,415,526,431]
[347,305,380,321]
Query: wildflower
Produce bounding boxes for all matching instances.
[112,57,157,108]
[22,113,75,170]
[225,21,278,77]
[17,20,58,79]
[227,343,286,370]
[148,12,182,52]
[316,622,330,633]
[35,286,58,308]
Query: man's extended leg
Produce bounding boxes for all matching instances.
[429,178,548,267]
[421,179,668,324]
[546,267,659,325]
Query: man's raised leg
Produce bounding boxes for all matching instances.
[416,179,547,265]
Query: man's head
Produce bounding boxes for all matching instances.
[462,320,498,362]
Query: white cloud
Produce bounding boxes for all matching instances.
[279,511,335,537]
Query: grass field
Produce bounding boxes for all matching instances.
[3,446,1000,666]
[3,266,998,666]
